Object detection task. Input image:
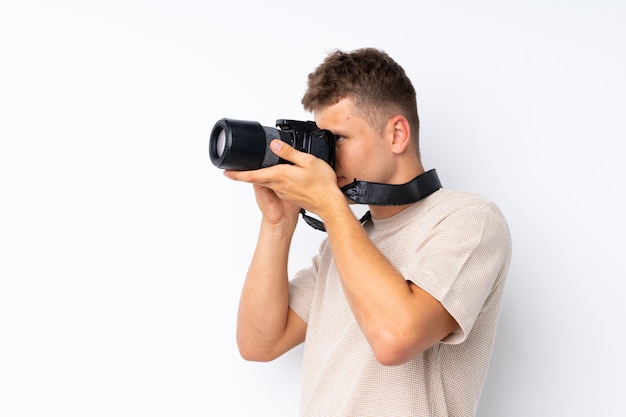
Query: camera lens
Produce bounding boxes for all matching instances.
[209,118,275,170]
[215,128,226,158]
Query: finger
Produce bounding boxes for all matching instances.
[223,168,258,183]
[269,139,308,166]
[223,163,285,184]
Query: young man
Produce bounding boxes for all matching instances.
[224,48,511,416]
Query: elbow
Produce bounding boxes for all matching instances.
[238,348,272,363]
[236,338,256,361]
[369,330,426,367]
[368,315,458,366]
[237,344,273,363]
[237,343,261,362]
[236,332,277,362]
[372,345,414,367]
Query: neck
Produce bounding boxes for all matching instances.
[368,203,413,220]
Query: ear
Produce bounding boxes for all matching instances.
[389,115,411,154]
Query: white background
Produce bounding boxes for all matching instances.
[1,1,625,416]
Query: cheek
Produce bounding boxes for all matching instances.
[335,144,364,175]
[334,145,352,169]
[337,144,393,182]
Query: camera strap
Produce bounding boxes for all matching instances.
[300,169,441,232]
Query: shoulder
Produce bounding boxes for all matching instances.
[422,189,509,229]
[395,189,511,255]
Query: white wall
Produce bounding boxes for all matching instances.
[1,1,624,416]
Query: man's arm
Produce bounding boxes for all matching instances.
[236,213,307,362]
[319,201,458,366]
[226,140,456,366]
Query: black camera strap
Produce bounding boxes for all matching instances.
[341,169,441,205]
[300,169,441,232]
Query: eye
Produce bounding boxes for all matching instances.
[335,135,345,143]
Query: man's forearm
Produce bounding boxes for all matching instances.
[236,219,294,360]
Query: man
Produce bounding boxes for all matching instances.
[223,48,511,416]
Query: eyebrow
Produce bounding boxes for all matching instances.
[325,127,347,137]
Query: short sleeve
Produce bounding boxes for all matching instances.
[399,201,511,344]
[289,239,331,324]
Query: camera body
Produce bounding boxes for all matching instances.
[209,118,336,170]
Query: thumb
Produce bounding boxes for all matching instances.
[270,139,298,162]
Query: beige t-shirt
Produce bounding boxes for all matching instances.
[289,189,512,417]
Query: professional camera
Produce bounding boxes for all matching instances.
[209,118,336,170]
